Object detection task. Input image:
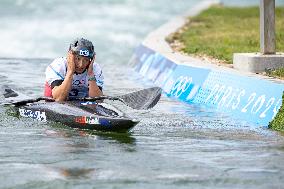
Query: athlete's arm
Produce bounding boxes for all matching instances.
[88,58,103,97]
[88,77,103,97]
[52,51,75,101]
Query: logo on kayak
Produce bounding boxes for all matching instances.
[19,108,47,122]
[80,101,97,105]
[75,116,99,125]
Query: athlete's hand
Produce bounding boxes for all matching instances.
[87,56,95,76]
[67,51,75,74]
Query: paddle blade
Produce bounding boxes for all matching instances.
[1,87,31,105]
[118,87,162,110]
[3,88,19,98]
[0,86,55,106]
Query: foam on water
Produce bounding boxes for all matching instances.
[0,0,201,59]
[1,1,284,188]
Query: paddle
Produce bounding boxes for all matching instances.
[1,87,162,110]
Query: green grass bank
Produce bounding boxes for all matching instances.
[167,5,284,65]
[167,5,284,131]
[269,92,284,132]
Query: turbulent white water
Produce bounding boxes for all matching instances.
[0,0,202,59]
[1,1,284,189]
[1,0,282,59]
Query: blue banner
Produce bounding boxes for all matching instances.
[132,44,284,126]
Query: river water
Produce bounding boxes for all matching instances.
[1,0,284,188]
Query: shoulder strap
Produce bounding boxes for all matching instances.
[48,64,64,80]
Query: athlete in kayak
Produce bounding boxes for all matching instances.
[44,38,104,101]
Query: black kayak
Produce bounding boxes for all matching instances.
[16,101,139,132]
[2,87,162,132]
